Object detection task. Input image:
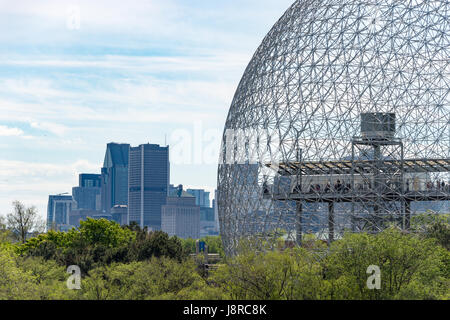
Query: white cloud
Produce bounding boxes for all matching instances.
[0,159,100,179]
[1,78,60,99]
[30,121,69,136]
[0,159,101,218]
[0,0,291,46]
[0,97,223,127]
[0,125,24,137]
[0,55,241,129]
[0,53,250,75]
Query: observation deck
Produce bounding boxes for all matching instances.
[263,158,450,244]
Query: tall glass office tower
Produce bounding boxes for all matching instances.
[101,143,130,213]
[128,144,169,230]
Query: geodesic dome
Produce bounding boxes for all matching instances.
[217,0,450,255]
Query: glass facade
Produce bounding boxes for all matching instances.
[73,173,101,211]
[101,143,130,213]
[186,189,211,208]
[46,195,75,230]
[128,144,169,230]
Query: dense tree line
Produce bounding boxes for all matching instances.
[17,219,186,274]
[0,210,448,300]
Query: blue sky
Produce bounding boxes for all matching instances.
[0,0,294,219]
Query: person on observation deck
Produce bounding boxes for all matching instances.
[263,182,270,194]
[334,180,343,193]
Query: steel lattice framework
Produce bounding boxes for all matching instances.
[218,0,450,256]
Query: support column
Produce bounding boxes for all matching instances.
[405,200,411,230]
[328,201,335,244]
[296,201,302,246]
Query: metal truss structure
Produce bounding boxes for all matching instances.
[217,0,450,256]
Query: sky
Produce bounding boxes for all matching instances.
[0,0,294,219]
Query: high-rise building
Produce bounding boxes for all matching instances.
[213,189,220,233]
[111,205,128,226]
[101,143,130,214]
[69,209,98,228]
[169,184,179,195]
[79,174,102,188]
[47,194,76,231]
[128,143,169,230]
[162,188,200,239]
[186,189,210,208]
[200,207,217,237]
[72,173,101,211]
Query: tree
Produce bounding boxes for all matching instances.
[180,236,225,257]
[128,230,186,262]
[79,257,222,300]
[0,247,39,299]
[323,228,449,299]
[20,219,186,274]
[0,215,5,229]
[0,215,12,244]
[77,218,135,248]
[411,212,450,250]
[212,246,328,300]
[19,256,76,300]
[7,201,45,244]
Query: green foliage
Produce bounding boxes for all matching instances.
[212,228,449,300]
[0,215,13,247]
[323,228,449,299]
[0,246,75,300]
[181,238,196,254]
[79,257,224,300]
[19,256,77,300]
[202,236,225,257]
[180,236,225,257]
[1,216,448,300]
[19,219,135,257]
[127,230,186,262]
[78,218,135,248]
[212,247,328,300]
[19,219,185,274]
[0,248,39,300]
[411,213,450,250]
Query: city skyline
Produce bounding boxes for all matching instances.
[46,141,219,235]
[0,0,293,219]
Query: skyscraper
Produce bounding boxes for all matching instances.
[111,205,128,226]
[162,187,200,239]
[128,143,169,230]
[47,194,76,231]
[101,143,130,214]
[213,189,220,233]
[72,173,101,211]
[186,189,210,208]
[79,174,101,188]
[200,207,216,237]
